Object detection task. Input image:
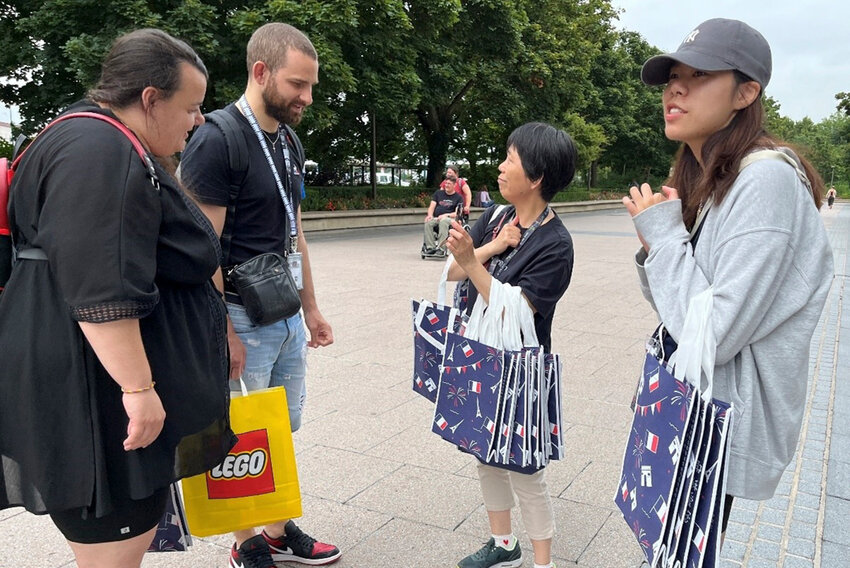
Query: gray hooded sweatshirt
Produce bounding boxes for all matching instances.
[633,150,833,499]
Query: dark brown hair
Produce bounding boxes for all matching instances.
[669,72,824,229]
[89,29,207,109]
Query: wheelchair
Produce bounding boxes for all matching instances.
[421,203,470,259]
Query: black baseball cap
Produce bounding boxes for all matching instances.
[641,18,772,90]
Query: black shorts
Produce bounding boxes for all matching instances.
[49,486,169,544]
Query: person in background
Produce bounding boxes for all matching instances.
[179,22,340,568]
[476,184,496,208]
[424,177,464,257]
[446,121,577,568]
[0,29,234,567]
[441,164,472,214]
[826,186,837,209]
[624,18,833,558]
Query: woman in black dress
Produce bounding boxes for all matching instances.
[0,29,234,566]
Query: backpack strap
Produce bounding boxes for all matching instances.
[10,111,158,186]
[203,108,250,267]
[739,149,813,196]
[282,123,305,172]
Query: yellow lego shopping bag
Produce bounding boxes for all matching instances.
[182,385,302,536]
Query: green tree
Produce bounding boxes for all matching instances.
[584,29,676,187]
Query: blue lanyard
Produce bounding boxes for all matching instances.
[237,95,298,253]
[489,206,550,278]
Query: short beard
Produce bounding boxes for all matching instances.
[262,84,302,126]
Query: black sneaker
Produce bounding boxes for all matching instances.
[457,537,522,568]
[230,534,275,568]
[263,521,341,565]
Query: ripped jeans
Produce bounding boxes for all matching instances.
[226,302,307,432]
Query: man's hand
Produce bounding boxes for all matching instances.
[227,321,247,379]
[305,309,333,348]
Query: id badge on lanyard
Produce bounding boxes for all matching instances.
[287,252,303,290]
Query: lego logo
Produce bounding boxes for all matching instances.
[209,449,267,480]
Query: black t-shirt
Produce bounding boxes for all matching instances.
[179,103,303,266]
[466,205,574,352]
[431,189,464,217]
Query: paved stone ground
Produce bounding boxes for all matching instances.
[1,204,846,567]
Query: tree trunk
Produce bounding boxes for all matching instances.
[425,129,451,188]
[590,160,599,188]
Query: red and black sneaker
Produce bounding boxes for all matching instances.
[230,534,275,568]
[263,521,341,565]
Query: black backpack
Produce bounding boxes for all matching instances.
[202,109,305,266]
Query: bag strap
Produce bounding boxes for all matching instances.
[204,108,249,267]
[11,111,157,186]
[739,149,813,196]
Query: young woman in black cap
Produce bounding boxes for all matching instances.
[623,16,833,545]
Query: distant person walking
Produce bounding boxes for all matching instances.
[827,186,837,208]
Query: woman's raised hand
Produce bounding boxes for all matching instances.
[622,183,680,217]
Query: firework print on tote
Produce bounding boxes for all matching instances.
[432,332,504,459]
[616,353,697,568]
[412,300,459,402]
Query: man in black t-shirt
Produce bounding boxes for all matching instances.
[423,178,465,255]
[179,23,340,568]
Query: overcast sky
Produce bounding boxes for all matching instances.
[611,0,849,122]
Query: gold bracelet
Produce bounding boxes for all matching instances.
[121,381,156,394]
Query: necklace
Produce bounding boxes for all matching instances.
[263,129,281,152]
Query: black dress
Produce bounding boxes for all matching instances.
[0,101,235,517]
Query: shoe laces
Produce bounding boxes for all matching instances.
[470,539,496,560]
[286,527,318,554]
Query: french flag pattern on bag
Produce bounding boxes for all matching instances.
[412,300,458,402]
[616,353,697,568]
[432,332,504,460]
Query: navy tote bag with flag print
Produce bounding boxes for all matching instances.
[616,287,734,568]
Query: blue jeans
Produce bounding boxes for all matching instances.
[227,303,307,432]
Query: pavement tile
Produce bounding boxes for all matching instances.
[339,517,488,568]
[548,499,611,562]
[822,540,850,568]
[559,458,624,510]
[366,419,474,474]
[785,536,816,559]
[296,445,403,502]
[347,465,482,530]
[750,538,781,560]
[791,506,819,525]
[823,496,850,545]
[826,459,850,499]
[724,521,754,543]
[782,557,814,568]
[829,433,850,463]
[575,512,645,568]
[720,538,747,562]
[0,511,74,568]
[755,523,783,543]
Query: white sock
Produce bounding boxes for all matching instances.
[533,563,554,568]
[492,533,517,550]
